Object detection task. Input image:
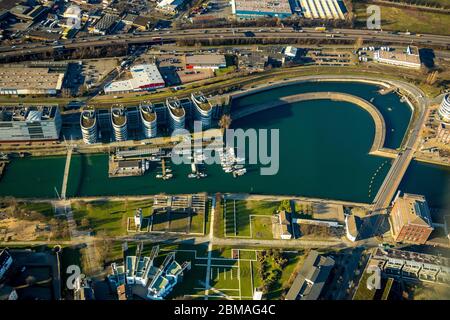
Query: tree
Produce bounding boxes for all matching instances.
[218,114,232,130]
[354,37,363,51]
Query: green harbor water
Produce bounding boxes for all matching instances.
[0,81,448,208]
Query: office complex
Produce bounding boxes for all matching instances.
[191,92,212,130]
[369,247,450,285]
[140,105,158,138]
[0,106,62,142]
[373,46,421,69]
[111,107,128,141]
[166,97,186,132]
[438,93,450,123]
[80,109,98,144]
[390,192,434,244]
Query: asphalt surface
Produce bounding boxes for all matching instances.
[1,27,449,60]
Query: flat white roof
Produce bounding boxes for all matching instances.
[105,64,165,93]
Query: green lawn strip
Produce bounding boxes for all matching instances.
[353,271,377,300]
[169,212,190,233]
[354,2,450,36]
[239,259,254,298]
[251,216,273,240]
[72,199,153,236]
[238,249,257,261]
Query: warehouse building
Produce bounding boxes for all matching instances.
[231,0,293,18]
[185,54,226,70]
[0,66,65,95]
[299,0,346,20]
[0,106,62,142]
[104,64,165,94]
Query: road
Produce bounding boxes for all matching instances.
[1,27,449,60]
[372,81,429,212]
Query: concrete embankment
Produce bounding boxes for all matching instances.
[232,91,387,155]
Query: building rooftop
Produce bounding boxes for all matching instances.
[285,250,335,300]
[375,46,421,65]
[393,193,433,228]
[0,106,59,122]
[373,247,450,268]
[0,67,65,92]
[233,0,292,14]
[186,54,226,66]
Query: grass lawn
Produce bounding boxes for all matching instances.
[72,199,153,236]
[353,271,377,300]
[190,199,208,234]
[251,216,273,239]
[224,200,279,237]
[354,3,450,35]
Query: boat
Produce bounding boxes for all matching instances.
[156,174,163,179]
[188,173,197,178]
[191,162,197,174]
[145,160,150,170]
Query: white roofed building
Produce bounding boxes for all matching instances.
[104,64,165,94]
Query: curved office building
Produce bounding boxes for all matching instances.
[111,107,128,141]
[166,97,185,133]
[140,105,157,138]
[80,109,98,144]
[438,93,450,123]
[191,92,212,130]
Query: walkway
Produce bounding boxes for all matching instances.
[60,148,73,200]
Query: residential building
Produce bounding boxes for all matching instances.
[0,106,62,142]
[438,93,450,123]
[285,250,335,300]
[370,247,450,285]
[108,245,191,300]
[390,192,434,244]
[373,46,421,69]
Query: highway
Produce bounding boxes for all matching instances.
[1,27,449,60]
